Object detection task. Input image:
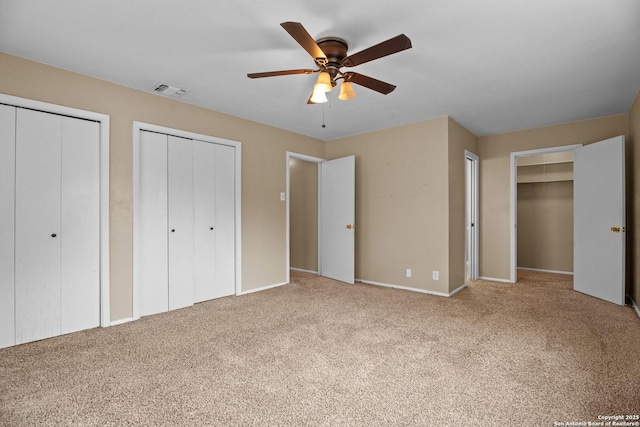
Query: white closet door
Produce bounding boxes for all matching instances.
[168,136,195,310]
[60,117,100,334]
[0,105,16,348]
[15,109,62,344]
[193,140,217,303]
[138,131,169,316]
[215,144,235,298]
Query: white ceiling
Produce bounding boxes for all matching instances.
[1,0,639,141]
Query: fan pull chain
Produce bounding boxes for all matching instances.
[322,102,326,128]
[321,93,332,128]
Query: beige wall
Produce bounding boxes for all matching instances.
[0,53,325,321]
[448,118,479,292]
[289,158,318,272]
[517,181,573,272]
[477,114,629,280]
[5,51,638,317]
[326,117,456,294]
[629,89,640,305]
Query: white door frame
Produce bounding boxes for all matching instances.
[285,151,325,284]
[509,144,581,283]
[465,150,479,282]
[133,122,242,320]
[0,93,111,327]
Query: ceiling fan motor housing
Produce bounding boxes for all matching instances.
[316,37,349,80]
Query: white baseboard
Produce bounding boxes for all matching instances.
[357,278,465,297]
[290,267,319,274]
[631,297,640,319]
[478,276,513,283]
[518,267,573,275]
[110,317,134,327]
[240,281,287,296]
[449,283,467,296]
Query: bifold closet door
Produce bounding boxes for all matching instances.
[15,109,63,344]
[14,108,100,344]
[138,131,169,316]
[193,141,235,301]
[193,140,217,303]
[138,131,235,316]
[138,132,196,315]
[60,117,100,334]
[214,144,235,298]
[168,136,195,310]
[0,105,16,348]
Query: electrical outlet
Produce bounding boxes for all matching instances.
[432,271,439,280]
[406,268,412,278]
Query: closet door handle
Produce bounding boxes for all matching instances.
[210,227,214,230]
[171,229,175,233]
[51,233,57,238]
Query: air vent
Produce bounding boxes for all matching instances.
[151,83,187,97]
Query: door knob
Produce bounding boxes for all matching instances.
[611,226,621,233]
[346,224,355,229]
[51,233,57,238]
[210,227,214,230]
[171,229,175,232]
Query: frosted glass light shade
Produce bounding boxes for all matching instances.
[338,81,356,100]
[310,86,328,103]
[315,72,333,92]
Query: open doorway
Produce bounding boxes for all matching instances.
[517,151,574,276]
[289,156,320,274]
[285,151,356,285]
[510,138,626,305]
[286,152,324,284]
[509,144,581,282]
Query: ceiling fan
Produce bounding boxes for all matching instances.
[247,22,412,104]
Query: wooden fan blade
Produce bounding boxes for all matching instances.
[247,69,316,78]
[281,22,327,64]
[345,72,396,95]
[342,34,412,67]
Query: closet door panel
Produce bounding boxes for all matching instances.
[138,131,169,316]
[168,136,195,310]
[215,144,235,298]
[0,105,16,348]
[60,117,100,334]
[15,109,62,344]
[193,140,217,303]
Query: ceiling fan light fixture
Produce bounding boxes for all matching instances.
[315,71,333,92]
[310,86,328,103]
[339,81,356,100]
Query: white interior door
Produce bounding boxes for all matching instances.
[321,156,355,284]
[15,109,62,344]
[573,136,625,305]
[0,105,16,348]
[214,144,236,298]
[137,128,238,317]
[1,102,104,349]
[465,151,479,282]
[60,117,100,334]
[193,139,217,303]
[168,136,195,311]
[138,131,169,316]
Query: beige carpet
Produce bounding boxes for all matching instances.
[1,270,639,426]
